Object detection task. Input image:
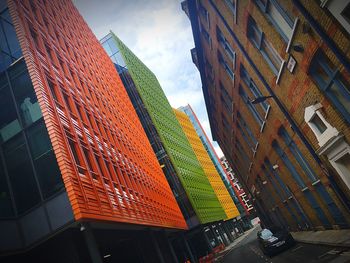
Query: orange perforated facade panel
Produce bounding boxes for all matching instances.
[8,0,186,229]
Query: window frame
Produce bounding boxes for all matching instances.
[225,0,237,24]
[247,16,284,77]
[218,51,234,81]
[239,85,264,127]
[255,0,295,43]
[309,51,350,124]
[240,65,270,114]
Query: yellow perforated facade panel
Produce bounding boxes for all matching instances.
[174,109,239,219]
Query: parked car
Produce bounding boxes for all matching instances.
[257,227,296,256]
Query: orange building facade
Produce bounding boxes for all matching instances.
[1,0,185,261]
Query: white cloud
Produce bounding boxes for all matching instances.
[75,0,225,159]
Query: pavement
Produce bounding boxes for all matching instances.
[216,226,350,263]
[291,229,350,248]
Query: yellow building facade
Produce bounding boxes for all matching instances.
[174,109,239,219]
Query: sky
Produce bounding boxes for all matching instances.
[74,0,224,157]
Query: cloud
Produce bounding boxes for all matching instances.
[75,0,224,159]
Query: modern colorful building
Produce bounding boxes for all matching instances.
[174,108,239,220]
[183,0,350,232]
[179,104,249,217]
[0,0,187,262]
[101,32,242,262]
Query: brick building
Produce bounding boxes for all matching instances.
[184,0,350,231]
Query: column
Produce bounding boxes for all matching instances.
[81,223,103,263]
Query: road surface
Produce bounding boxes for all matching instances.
[220,227,350,263]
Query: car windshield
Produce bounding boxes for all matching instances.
[260,229,273,240]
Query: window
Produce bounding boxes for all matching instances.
[0,158,14,217]
[220,82,233,113]
[3,133,41,214]
[289,198,310,229]
[0,75,21,143]
[309,51,350,123]
[304,103,339,146]
[272,140,306,188]
[240,65,270,114]
[27,121,63,198]
[217,27,235,64]
[313,183,347,226]
[336,153,350,176]
[9,64,42,127]
[310,114,327,134]
[278,126,318,182]
[0,6,22,72]
[239,86,264,126]
[237,112,258,146]
[235,140,250,165]
[199,4,210,28]
[247,16,283,76]
[255,0,295,43]
[205,58,214,81]
[218,51,234,80]
[326,0,350,34]
[222,114,231,133]
[237,122,254,151]
[262,165,284,200]
[264,158,291,198]
[303,190,331,228]
[68,138,82,167]
[225,0,237,23]
[201,26,212,49]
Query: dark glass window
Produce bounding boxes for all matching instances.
[310,114,327,134]
[0,158,14,217]
[341,3,350,23]
[27,121,63,198]
[309,51,350,123]
[3,133,40,214]
[10,65,42,127]
[0,0,7,13]
[68,138,81,166]
[2,16,21,58]
[0,6,22,72]
[0,74,21,143]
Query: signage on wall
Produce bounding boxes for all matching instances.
[287,55,297,73]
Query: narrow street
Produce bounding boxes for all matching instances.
[220,227,350,263]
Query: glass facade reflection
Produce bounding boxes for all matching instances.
[0,1,22,73]
[0,59,63,217]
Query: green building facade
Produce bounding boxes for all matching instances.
[108,32,226,224]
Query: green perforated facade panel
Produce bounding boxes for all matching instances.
[109,32,226,224]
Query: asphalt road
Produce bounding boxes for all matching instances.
[220,227,350,263]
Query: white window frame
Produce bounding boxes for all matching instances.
[304,103,339,147]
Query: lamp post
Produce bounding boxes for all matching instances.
[250,95,274,104]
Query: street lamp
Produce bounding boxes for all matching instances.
[250,95,274,104]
